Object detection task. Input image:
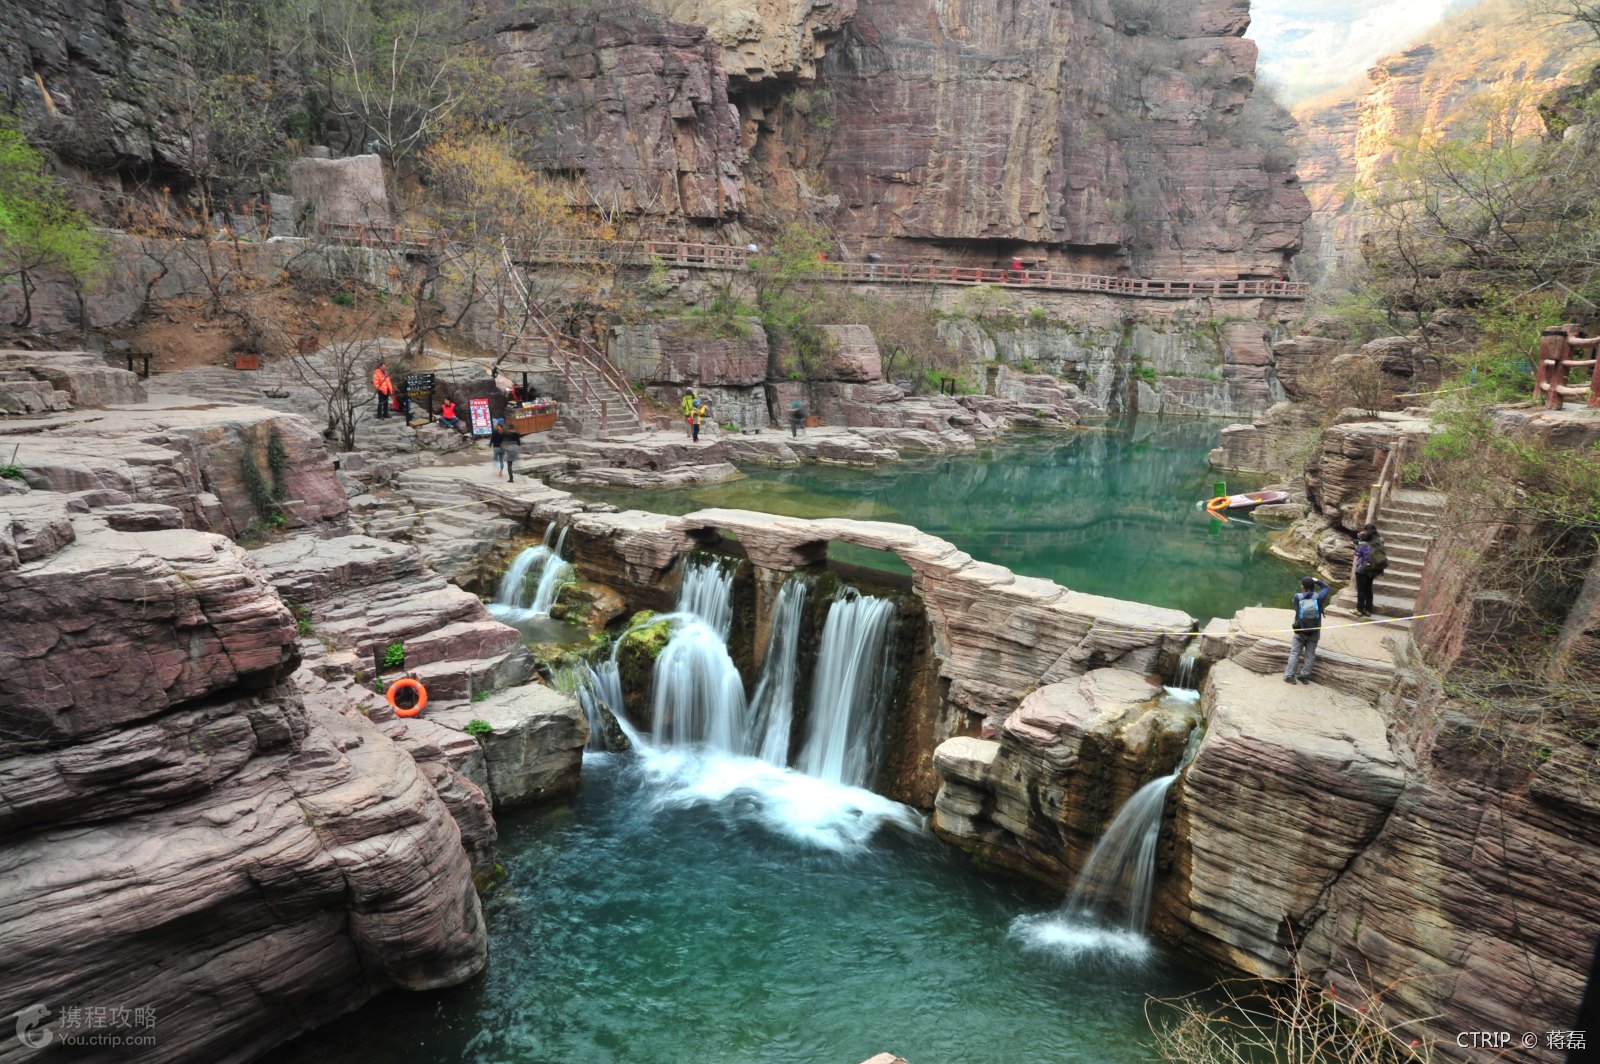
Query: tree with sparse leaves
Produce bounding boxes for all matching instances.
[0,119,104,327]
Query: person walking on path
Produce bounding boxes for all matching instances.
[787,399,807,438]
[502,425,523,483]
[372,361,393,419]
[1352,526,1388,617]
[681,390,698,438]
[490,418,507,477]
[1284,575,1331,683]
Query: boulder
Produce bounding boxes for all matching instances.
[289,153,391,228]
[428,685,588,808]
[819,324,885,382]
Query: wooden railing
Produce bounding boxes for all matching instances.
[1364,437,1410,528]
[313,222,1310,301]
[496,244,643,430]
[1535,325,1600,410]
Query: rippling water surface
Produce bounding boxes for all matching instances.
[270,751,1209,1064]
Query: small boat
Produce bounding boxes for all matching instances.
[1202,490,1290,512]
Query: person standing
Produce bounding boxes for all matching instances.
[690,397,709,443]
[1284,576,1331,684]
[1352,526,1388,617]
[681,389,698,438]
[490,418,506,477]
[372,361,393,419]
[503,424,523,483]
[788,399,806,438]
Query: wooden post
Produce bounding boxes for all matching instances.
[1547,326,1575,410]
[1537,327,1569,406]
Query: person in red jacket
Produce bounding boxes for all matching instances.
[372,362,393,419]
[438,398,461,431]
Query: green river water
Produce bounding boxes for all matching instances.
[271,753,1209,1064]
[576,417,1299,622]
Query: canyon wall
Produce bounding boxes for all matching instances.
[1292,0,1590,275]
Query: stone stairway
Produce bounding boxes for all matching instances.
[1331,488,1446,621]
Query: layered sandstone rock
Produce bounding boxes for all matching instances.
[482,6,744,221]
[0,0,197,175]
[0,350,147,409]
[2,404,349,537]
[1154,660,1406,974]
[1300,706,1600,1063]
[808,0,1307,276]
[932,670,1198,889]
[1208,401,1321,475]
[649,0,855,84]
[1292,0,1591,274]
[0,487,487,1064]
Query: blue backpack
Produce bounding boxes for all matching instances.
[1294,592,1322,631]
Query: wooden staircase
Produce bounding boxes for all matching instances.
[489,246,645,439]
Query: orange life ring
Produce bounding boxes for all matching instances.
[386,678,428,718]
[1205,495,1232,511]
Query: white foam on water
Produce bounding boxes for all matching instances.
[1008,913,1153,966]
[634,746,922,854]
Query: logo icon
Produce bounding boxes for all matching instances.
[14,1004,52,1048]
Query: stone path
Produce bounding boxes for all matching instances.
[1330,488,1446,621]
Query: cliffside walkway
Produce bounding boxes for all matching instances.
[316,223,1311,302]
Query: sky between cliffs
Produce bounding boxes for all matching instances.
[1251,0,1471,100]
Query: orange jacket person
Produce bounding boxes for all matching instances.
[372,361,393,419]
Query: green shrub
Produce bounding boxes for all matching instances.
[332,291,355,306]
[464,718,493,737]
[471,690,492,703]
[382,642,406,668]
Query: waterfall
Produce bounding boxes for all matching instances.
[1065,725,1204,931]
[748,577,810,767]
[1167,636,1202,700]
[676,553,737,638]
[1011,726,1201,960]
[795,589,898,787]
[488,524,573,620]
[650,556,747,752]
[556,661,637,753]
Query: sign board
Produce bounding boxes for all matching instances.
[468,397,493,436]
[404,372,435,398]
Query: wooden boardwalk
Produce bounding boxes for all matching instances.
[316,223,1310,302]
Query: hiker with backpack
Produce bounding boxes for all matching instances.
[1352,526,1388,617]
[1284,576,1332,684]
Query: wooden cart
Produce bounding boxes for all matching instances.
[506,404,558,434]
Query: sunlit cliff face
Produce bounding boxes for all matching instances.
[1252,0,1455,100]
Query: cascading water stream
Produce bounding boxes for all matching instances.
[795,589,898,788]
[747,577,809,767]
[1166,636,1203,702]
[649,557,747,752]
[487,525,573,621]
[1012,725,1203,961]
